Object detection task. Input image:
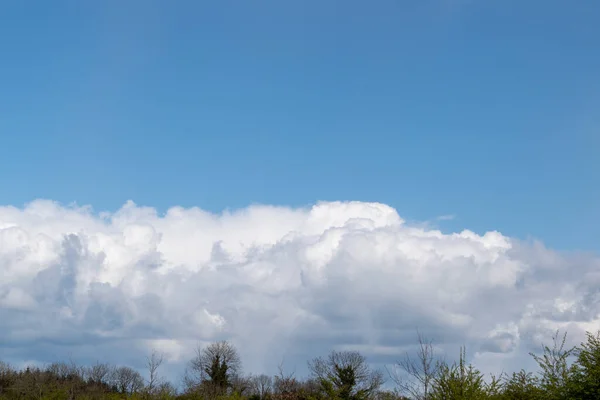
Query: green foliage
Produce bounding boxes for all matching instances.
[207,356,230,390]
[309,351,384,400]
[428,347,491,400]
[500,370,544,400]
[528,330,574,400]
[568,330,600,398]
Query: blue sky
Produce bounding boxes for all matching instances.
[1,0,598,251]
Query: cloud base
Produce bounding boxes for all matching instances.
[1,199,598,381]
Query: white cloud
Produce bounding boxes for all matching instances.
[0,199,598,383]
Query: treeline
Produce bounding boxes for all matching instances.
[1,329,600,400]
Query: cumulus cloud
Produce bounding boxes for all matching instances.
[0,199,599,383]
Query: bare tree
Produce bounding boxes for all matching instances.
[156,381,178,398]
[46,362,71,380]
[231,374,252,395]
[309,350,384,400]
[145,349,165,395]
[67,357,87,382]
[186,340,242,395]
[87,361,113,385]
[387,331,442,400]
[273,358,301,397]
[111,366,144,394]
[63,358,87,399]
[250,374,273,399]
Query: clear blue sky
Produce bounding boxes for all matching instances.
[0,0,598,251]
